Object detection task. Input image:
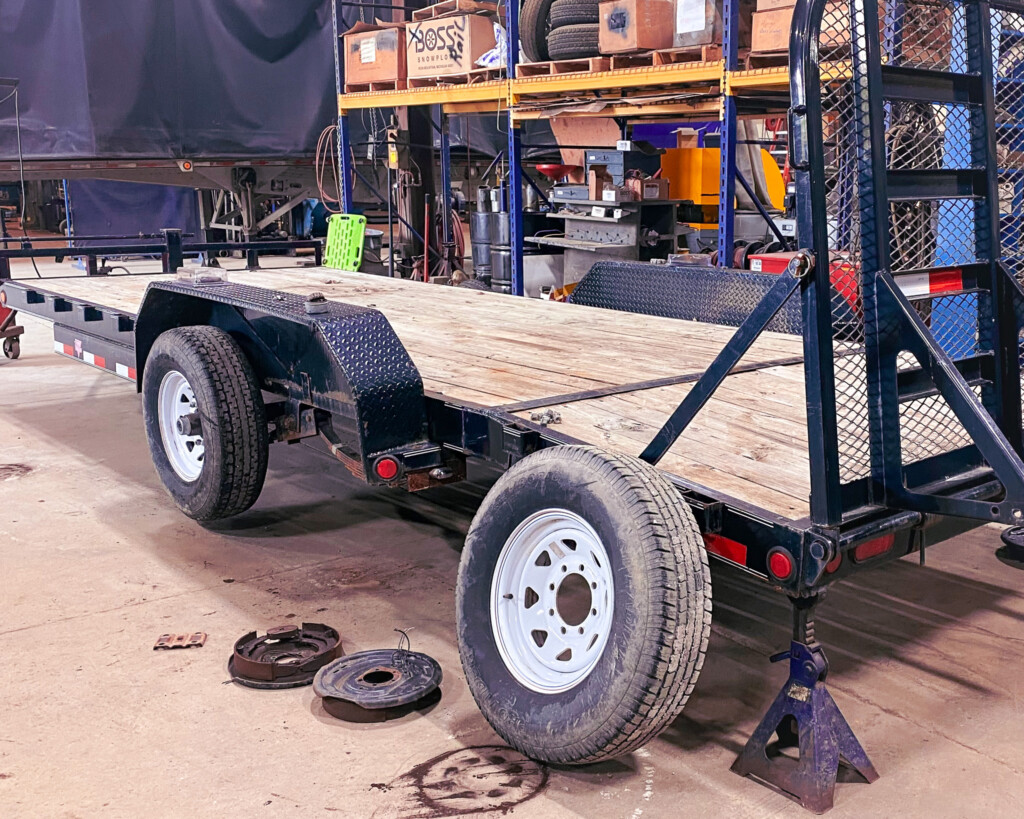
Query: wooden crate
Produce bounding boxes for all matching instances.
[344,78,408,93]
[515,57,612,77]
[744,50,789,69]
[608,44,722,70]
[411,0,501,19]
[407,67,504,87]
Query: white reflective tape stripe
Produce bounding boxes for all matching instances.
[115,363,131,378]
[83,351,96,366]
[53,340,65,354]
[897,273,929,297]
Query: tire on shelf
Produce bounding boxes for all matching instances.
[550,0,600,29]
[521,0,556,62]
[456,445,712,765]
[546,23,601,60]
[142,325,269,522]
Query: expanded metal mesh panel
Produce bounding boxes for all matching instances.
[889,198,982,272]
[886,102,980,170]
[996,12,1024,277]
[882,0,958,70]
[899,389,977,462]
[819,0,871,481]
[994,11,1024,422]
[816,0,995,482]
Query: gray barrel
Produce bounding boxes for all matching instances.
[470,210,493,280]
[489,212,512,293]
[359,228,386,276]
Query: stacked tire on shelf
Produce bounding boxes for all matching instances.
[520,0,600,62]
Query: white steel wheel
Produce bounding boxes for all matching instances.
[157,370,205,482]
[490,509,614,694]
[457,445,712,766]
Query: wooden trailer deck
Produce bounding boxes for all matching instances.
[36,268,814,520]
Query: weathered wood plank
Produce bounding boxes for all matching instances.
[34,268,814,519]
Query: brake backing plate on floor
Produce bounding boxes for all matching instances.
[229,623,343,689]
[313,648,442,722]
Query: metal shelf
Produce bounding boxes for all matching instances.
[336,80,507,113]
[331,0,799,293]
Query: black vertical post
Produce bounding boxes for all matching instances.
[162,229,183,273]
[790,0,844,525]
[971,2,1023,453]
[855,0,904,499]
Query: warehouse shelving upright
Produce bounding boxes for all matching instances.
[331,0,795,293]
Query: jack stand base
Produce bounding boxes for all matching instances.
[731,641,879,813]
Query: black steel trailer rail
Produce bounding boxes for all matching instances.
[3,0,1024,811]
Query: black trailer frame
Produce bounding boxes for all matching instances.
[3,0,1024,810]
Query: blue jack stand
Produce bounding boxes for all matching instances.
[731,596,878,813]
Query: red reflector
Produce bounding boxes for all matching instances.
[825,553,842,574]
[375,457,399,481]
[703,534,747,565]
[929,268,963,294]
[767,550,794,580]
[853,533,895,562]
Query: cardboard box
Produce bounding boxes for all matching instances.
[675,128,700,148]
[751,2,892,54]
[755,0,792,10]
[751,5,794,53]
[599,0,675,54]
[406,14,496,79]
[674,0,752,49]
[626,176,671,200]
[343,22,407,88]
[588,166,613,200]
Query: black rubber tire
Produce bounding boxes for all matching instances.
[521,0,556,62]
[546,23,600,60]
[142,326,268,522]
[456,445,712,765]
[550,0,599,28]
[2,337,19,360]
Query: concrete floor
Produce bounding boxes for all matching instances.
[3,291,1024,817]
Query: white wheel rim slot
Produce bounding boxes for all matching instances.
[490,509,614,694]
[158,370,205,483]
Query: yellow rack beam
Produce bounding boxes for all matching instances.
[334,60,807,115]
[728,66,790,92]
[509,60,724,102]
[337,80,507,113]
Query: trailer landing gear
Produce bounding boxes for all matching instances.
[731,595,877,813]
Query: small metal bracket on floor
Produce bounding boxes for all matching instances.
[731,596,878,813]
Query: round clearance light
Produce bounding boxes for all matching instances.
[0,291,6,304]
[767,548,794,581]
[374,456,400,481]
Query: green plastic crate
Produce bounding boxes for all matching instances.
[324,213,367,270]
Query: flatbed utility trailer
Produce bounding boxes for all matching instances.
[5,0,1024,811]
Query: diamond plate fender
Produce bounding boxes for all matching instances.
[134,281,427,474]
[569,260,804,335]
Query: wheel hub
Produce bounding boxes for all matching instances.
[157,370,205,482]
[490,509,614,694]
